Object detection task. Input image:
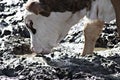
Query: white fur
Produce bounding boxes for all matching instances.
[24,0,115,53]
[88,0,115,22]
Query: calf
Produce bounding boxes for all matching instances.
[24,0,116,56]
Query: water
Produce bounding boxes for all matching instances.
[94,47,111,51]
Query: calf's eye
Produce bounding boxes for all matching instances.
[25,20,36,34]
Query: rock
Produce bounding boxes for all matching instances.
[96,20,119,48]
[1,30,11,37]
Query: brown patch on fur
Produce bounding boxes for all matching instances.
[25,2,41,15]
[25,0,92,16]
[81,20,104,56]
[25,1,50,17]
[41,0,92,13]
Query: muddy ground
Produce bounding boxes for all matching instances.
[0,0,120,80]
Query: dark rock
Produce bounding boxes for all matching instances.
[12,44,32,55]
[0,11,16,18]
[12,26,30,38]
[0,3,5,11]
[96,21,119,48]
[1,30,11,37]
[2,68,17,77]
[0,20,9,26]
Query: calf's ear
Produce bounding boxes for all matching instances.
[25,2,40,15]
[25,1,51,17]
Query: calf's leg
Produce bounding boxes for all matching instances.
[81,20,104,56]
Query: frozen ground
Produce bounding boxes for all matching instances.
[0,0,120,79]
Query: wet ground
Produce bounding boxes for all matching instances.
[0,0,120,80]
